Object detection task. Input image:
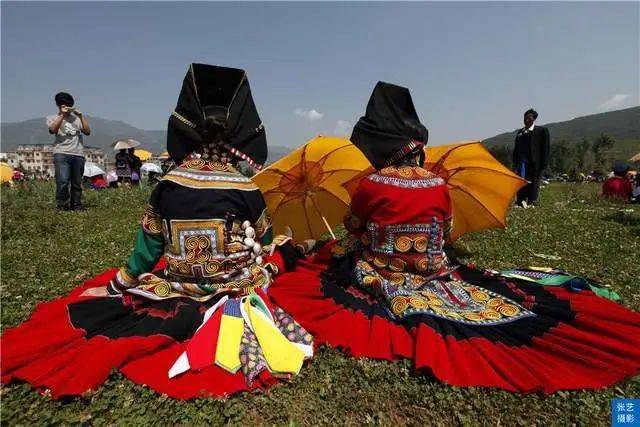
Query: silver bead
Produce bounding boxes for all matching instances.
[242,220,251,230]
[244,237,255,247]
[244,227,255,239]
[252,242,262,254]
[255,256,264,266]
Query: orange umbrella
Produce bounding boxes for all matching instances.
[424,141,527,241]
[253,136,373,241]
[0,163,13,184]
[134,149,153,161]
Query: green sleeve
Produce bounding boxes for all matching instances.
[260,227,274,246]
[124,227,165,277]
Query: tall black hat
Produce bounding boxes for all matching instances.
[350,82,428,170]
[167,63,267,167]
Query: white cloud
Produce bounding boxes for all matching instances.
[334,120,352,136]
[294,108,324,122]
[598,94,631,111]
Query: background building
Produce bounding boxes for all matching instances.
[2,144,105,177]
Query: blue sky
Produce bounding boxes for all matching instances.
[2,1,638,148]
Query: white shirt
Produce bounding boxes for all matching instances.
[46,114,85,157]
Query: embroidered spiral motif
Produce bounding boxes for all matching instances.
[397,166,414,179]
[184,159,206,168]
[426,297,443,307]
[498,304,520,317]
[380,167,395,176]
[470,290,490,302]
[391,297,409,315]
[464,312,484,322]
[444,310,463,319]
[373,255,388,268]
[204,261,220,274]
[141,206,163,235]
[413,236,428,253]
[487,298,504,308]
[394,236,412,253]
[389,273,405,285]
[414,167,434,178]
[408,297,429,309]
[415,256,430,272]
[481,309,502,320]
[362,276,381,288]
[389,257,407,272]
[153,282,172,297]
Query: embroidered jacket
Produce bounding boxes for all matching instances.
[332,165,534,326]
[109,158,291,300]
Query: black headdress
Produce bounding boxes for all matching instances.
[167,63,267,167]
[350,82,428,170]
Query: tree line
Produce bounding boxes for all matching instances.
[488,134,631,177]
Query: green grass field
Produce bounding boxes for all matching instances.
[1,182,638,425]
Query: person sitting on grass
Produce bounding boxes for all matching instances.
[602,161,633,201]
[0,63,314,400]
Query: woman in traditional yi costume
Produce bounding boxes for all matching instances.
[268,82,640,393]
[1,64,314,400]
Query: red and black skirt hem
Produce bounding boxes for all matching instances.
[1,269,281,400]
[268,258,640,394]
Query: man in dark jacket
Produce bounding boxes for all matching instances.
[512,108,550,207]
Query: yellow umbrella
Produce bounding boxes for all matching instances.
[135,149,153,161]
[253,136,373,241]
[629,152,640,163]
[424,141,527,241]
[0,163,13,184]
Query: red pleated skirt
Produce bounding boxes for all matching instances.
[1,269,279,400]
[268,258,640,394]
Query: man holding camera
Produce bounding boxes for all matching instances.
[47,92,91,211]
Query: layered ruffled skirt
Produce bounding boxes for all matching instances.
[1,269,313,400]
[268,255,640,394]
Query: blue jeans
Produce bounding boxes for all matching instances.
[54,153,85,209]
[516,161,541,205]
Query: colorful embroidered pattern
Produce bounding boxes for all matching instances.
[368,166,444,189]
[239,327,269,385]
[162,159,258,191]
[162,218,271,286]
[354,260,535,325]
[140,205,163,235]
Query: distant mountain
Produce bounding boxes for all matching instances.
[483,106,640,147]
[1,116,165,153]
[0,116,292,163]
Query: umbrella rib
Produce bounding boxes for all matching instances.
[448,183,505,226]
[263,189,307,196]
[432,142,478,167]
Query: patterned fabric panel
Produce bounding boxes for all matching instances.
[367,166,445,189]
[354,260,536,325]
[362,217,450,275]
[162,159,258,191]
[140,205,163,235]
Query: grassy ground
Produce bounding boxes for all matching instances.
[1,182,638,425]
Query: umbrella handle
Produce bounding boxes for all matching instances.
[321,215,337,240]
[308,194,337,240]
